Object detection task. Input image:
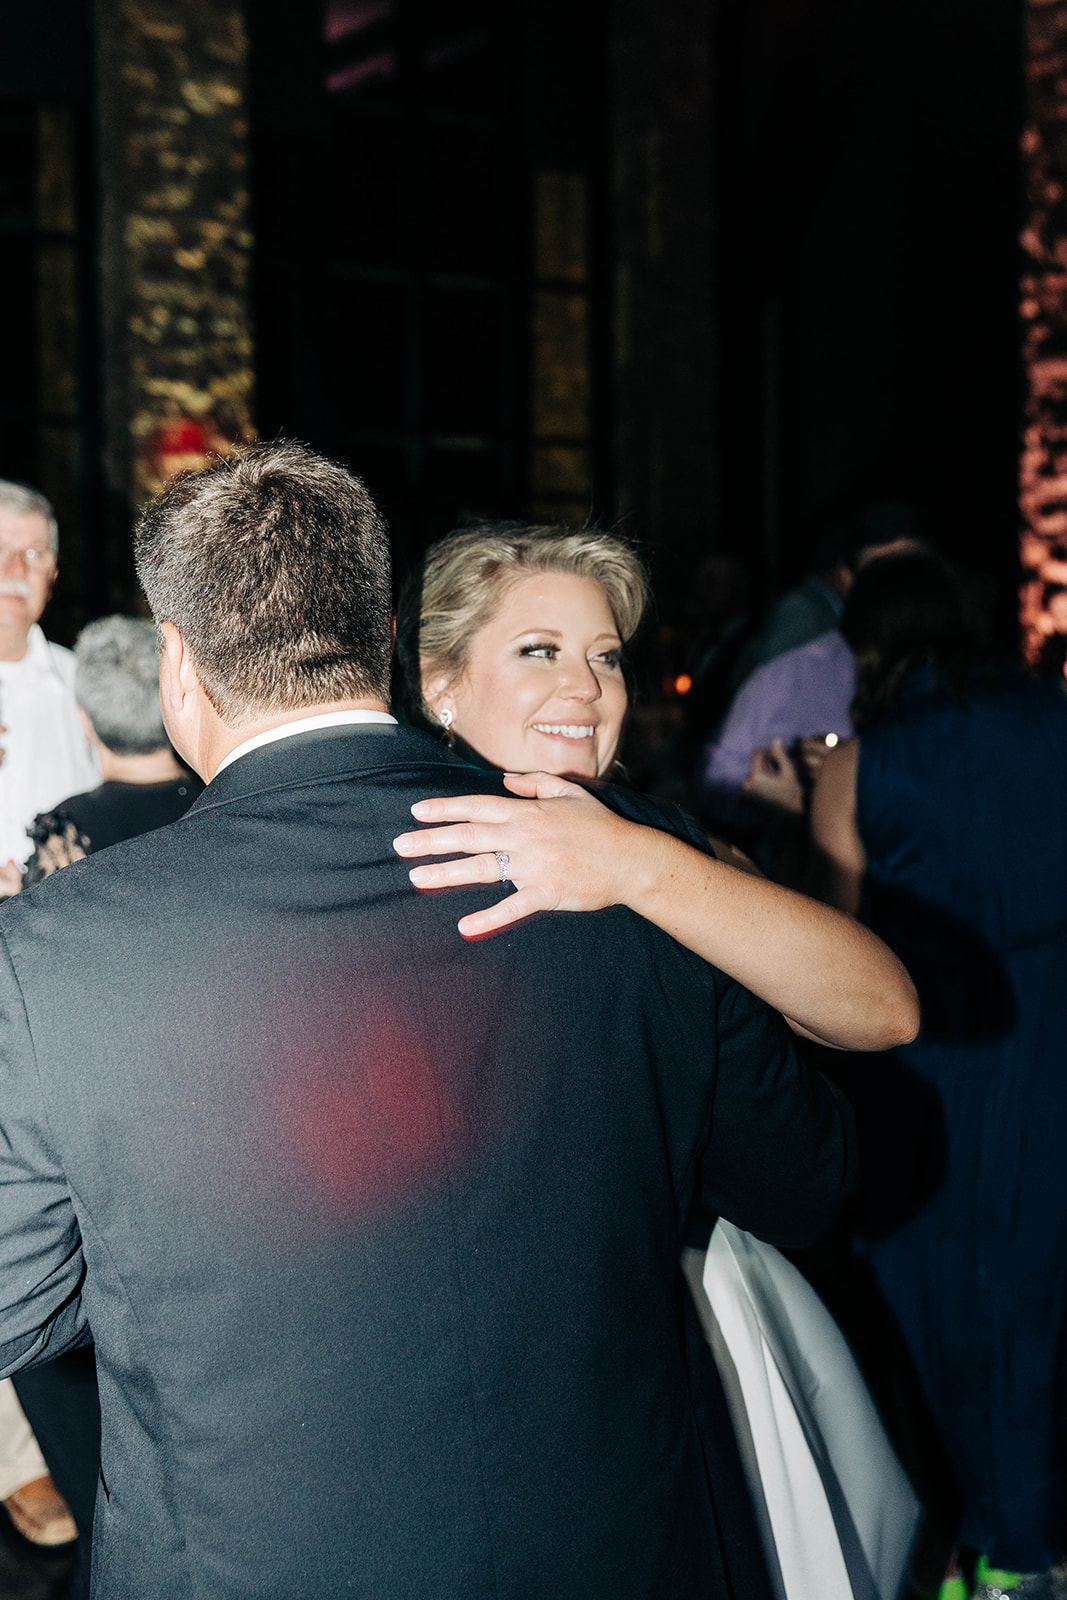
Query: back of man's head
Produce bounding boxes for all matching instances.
[75,615,168,755]
[134,440,392,726]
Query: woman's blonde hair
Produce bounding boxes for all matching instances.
[394,521,649,726]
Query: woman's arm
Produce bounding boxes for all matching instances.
[393,771,917,1051]
[808,739,866,916]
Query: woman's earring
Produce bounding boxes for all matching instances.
[438,708,454,730]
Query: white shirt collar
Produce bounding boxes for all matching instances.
[0,624,61,678]
[214,709,397,777]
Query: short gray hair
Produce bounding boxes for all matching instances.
[0,481,58,553]
[75,616,168,755]
[133,441,392,725]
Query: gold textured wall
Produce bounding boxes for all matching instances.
[96,0,254,510]
[529,171,592,525]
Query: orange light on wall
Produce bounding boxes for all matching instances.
[674,674,693,696]
[1020,0,1067,667]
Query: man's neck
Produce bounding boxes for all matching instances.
[0,624,33,664]
[97,746,187,785]
[202,698,390,782]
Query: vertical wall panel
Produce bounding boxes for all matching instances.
[95,0,254,529]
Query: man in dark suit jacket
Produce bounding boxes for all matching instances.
[0,442,853,1599]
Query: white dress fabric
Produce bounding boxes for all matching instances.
[682,1220,920,1600]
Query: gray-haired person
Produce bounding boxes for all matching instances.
[25,615,202,880]
[0,486,101,1561]
[0,482,97,1555]
[0,482,97,882]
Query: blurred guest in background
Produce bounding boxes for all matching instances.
[696,510,921,834]
[810,550,1067,1600]
[0,483,97,883]
[670,554,756,782]
[696,628,856,832]
[727,529,856,691]
[24,615,201,884]
[0,481,97,1557]
[736,503,921,679]
[0,1384,75,1550]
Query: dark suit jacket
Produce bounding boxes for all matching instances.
[0,724,854,1599]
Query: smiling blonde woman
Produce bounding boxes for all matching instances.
[394,521,918,1052]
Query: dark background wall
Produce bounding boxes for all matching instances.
[709,0,1023,639]
[0,0,1028,648]
[0,0,101,638]
[248,0,608,589]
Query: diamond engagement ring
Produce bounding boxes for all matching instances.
[495,851,510,883]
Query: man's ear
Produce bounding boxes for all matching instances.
[158,621,193,717]
[157,622,210,776]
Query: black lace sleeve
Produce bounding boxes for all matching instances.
[22,812,91,890]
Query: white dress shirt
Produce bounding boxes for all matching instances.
[215,709,397,777]
[0,625,100,863]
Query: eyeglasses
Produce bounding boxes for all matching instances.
[0,543,55,572]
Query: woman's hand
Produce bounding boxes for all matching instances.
[392,772,644,938]
[394,766,918,1049]
[742,738,805,814]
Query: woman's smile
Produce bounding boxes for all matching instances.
[531,721,596,740]
[433,571,628,780]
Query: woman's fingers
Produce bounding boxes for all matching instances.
[394,780,627,937]
[405,777,587,828]
[409,792,518,825]
[456,888,543,939]
[394,788,574,859]
[501,771,584,801]
[403,849,549,936]
[393,821,493,859]
[408,854,503,889]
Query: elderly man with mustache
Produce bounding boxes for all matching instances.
[0,482,97,890]
[0,481,96,1558]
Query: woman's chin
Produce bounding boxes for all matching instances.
[545,751,601,783]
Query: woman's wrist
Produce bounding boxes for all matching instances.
[620,825,689,918]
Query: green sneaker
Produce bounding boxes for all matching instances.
[977,1555,1020,1590]
[971,1554,1066,1599]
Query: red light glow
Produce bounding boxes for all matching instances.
[271,1000,467,1215]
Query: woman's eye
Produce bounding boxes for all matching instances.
[519,643,557,659]
[594,650,622,669]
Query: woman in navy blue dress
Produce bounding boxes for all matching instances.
[811,550,1067,1600]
